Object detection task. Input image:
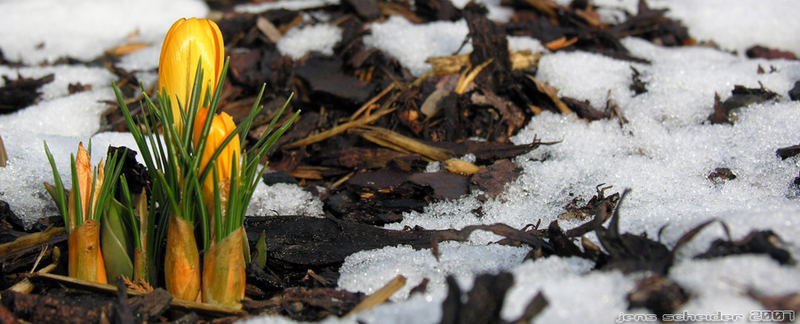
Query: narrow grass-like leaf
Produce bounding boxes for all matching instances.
[70,154,83,228]
[43,141,68,227]
[119,176,141,250]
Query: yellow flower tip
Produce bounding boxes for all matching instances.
[158,17,225,133]
[194,110,240,183]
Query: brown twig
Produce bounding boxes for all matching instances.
[350,82,396,121]
[0,227,65,258]
[30,273,247,316]
[352,126,454,161]
[284,106,396,149]
[345,274,407,316]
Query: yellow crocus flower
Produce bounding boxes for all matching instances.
[159,18,224,134]
[194,108,240,237]
[193,108,240,188]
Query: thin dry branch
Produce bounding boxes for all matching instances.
[352,126,454,161]
[284,107,396,149]
[346,274,406,316]
[30,273,247,316]
[0,227,65,257]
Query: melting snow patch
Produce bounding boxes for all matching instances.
[338,242,529,302]
[0,65,115,101]
[235,0,339,14]
[247,182,324,217]
[650,0,800,55]
[0,89,113,137]
[0,132,138,227]
[277,23,343,60]
[0,0,208,64]
[364,16,471,76]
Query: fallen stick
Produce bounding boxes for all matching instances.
[353,126,454,161]
[29,273,246,316]
[350,82,396,121]
[284,107,396,149]
[346,274,406,316]
[7,263,58,295]
[0,227,65,257]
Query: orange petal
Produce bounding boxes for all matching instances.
[76,143,92,221]
[164,215,201,301]
[68,220,107,284]
[202,227,245,307]
[195,111,240,224]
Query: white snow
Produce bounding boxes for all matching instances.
[0,0,208,65]
[365,18,549,77]
[449,0,514,23]
[0,65,115,101]
[507,36,547,54]
[247,182,324,217]
[277,23,343,60]
[364,16,471,77]
[235,0,340,14]
[650,0,800,55]
[339,242,530,301]
[2,1,800,324]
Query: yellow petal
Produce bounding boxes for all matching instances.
[158,18,225,134]
[194,111,240,232]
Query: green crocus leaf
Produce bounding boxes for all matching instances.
[254,230,267,269]
[101,199,134,283]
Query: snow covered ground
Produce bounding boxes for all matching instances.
[1,0,799,323]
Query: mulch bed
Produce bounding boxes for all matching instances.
[2,0,799,322]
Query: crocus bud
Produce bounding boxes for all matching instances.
[69,220,108,284]
[194,108,240,240]
[165,215,201,301]
[202,226,246,307]
[158,18,224,133]
[67,143,93,229]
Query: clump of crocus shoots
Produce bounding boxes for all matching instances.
[111,16,299,307]
[44,142,125,284]
[157,17,227,302]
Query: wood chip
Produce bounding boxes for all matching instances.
[106,43,150,56]
[444,159,480,176]
[426,50,540,77]
[256,17,282,43]
[0,134,6,167]
[545,36,578,51]
[526,75,574,115]
[455,58,493,95]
